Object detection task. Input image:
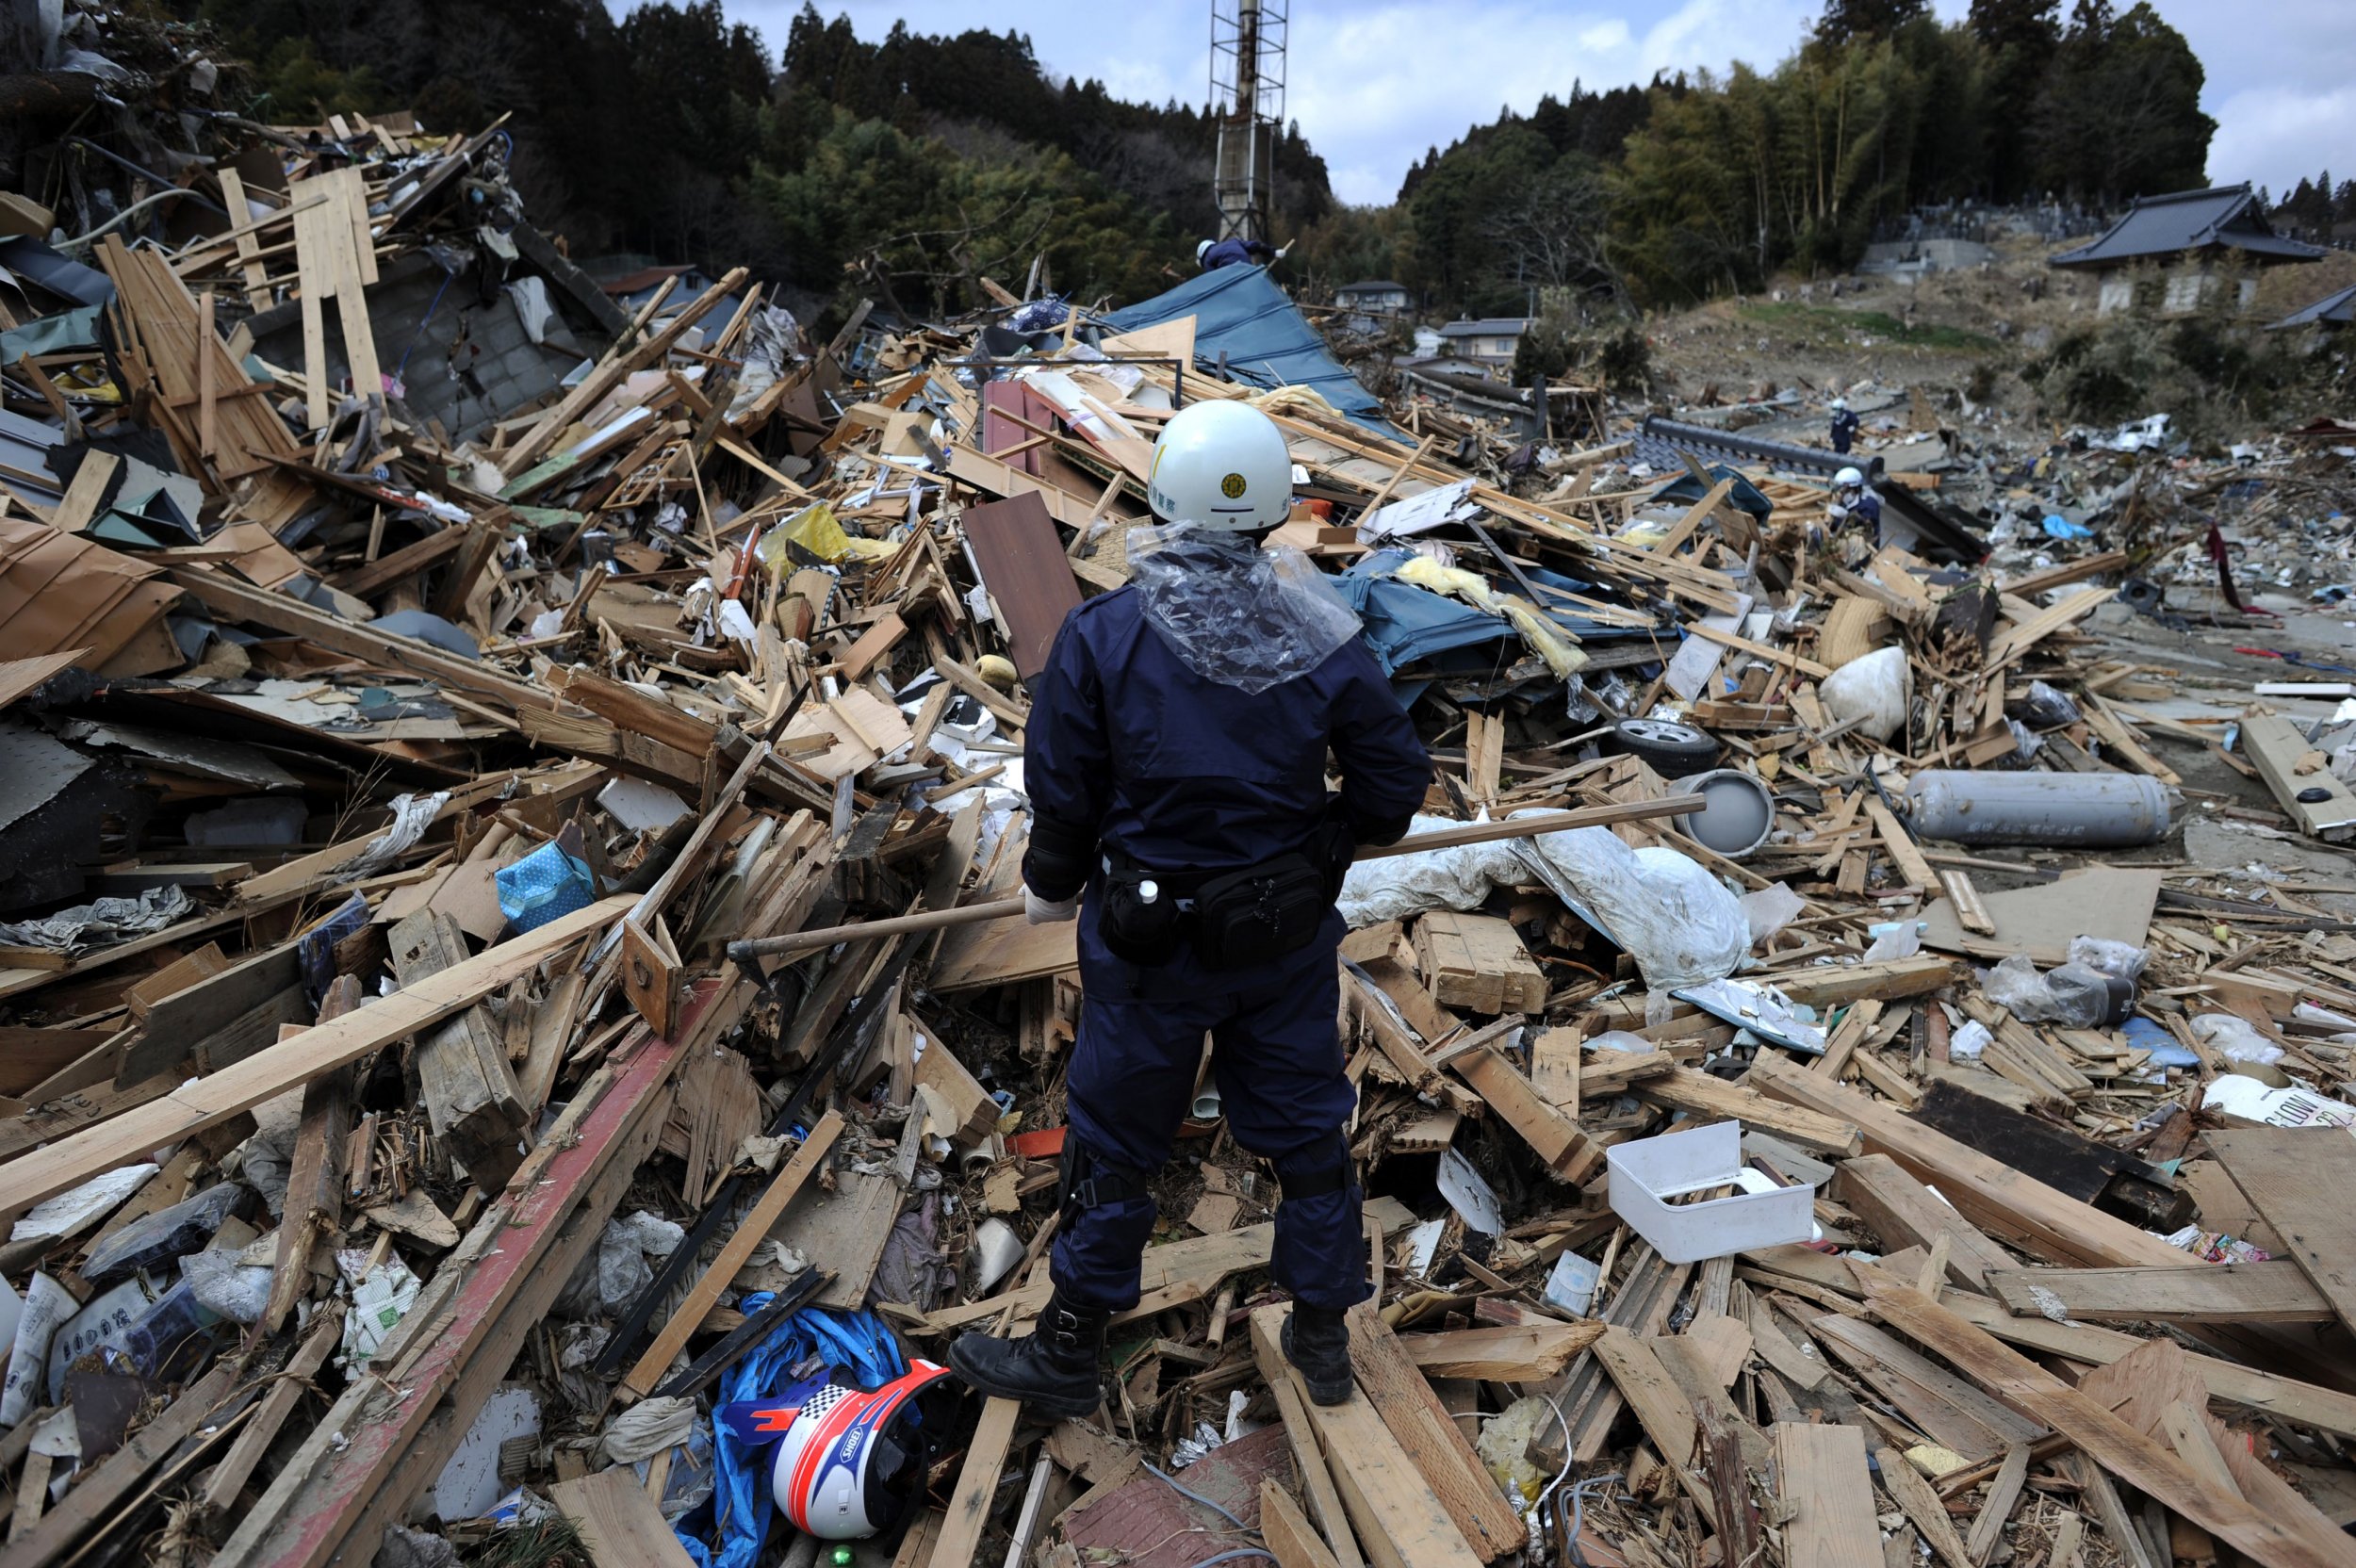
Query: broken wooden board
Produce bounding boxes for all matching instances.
[1773,1421,1882,1568]
[549,1469,699,1568]
[1247,1305,1482,1568]
[2205,1129,2356,1341]
[1346,1305,1525,1561]
[1865,1278,2356,1568]
[1917,865,2161,966]
[960,491,1083,681]
[1412,912,1546,1015]
[2241,710,2356,843]
[1983,1261,2333,1325]
[0,896,631,1226]
[1399,1320,1606,1380]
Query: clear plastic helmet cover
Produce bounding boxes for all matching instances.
[1126,522,1363,695]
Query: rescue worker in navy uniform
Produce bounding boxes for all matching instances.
[1827,397,1858,455]
[1197,236,1282,271]
[949,401,1431,1414]
[1828,465,1883,550]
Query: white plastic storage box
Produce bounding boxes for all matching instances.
[1606,1121,1816,1264]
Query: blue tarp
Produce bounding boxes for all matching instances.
[676,1306,906,1568]
[1103,266,1400,441]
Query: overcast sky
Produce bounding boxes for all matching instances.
[696,0,2355,207]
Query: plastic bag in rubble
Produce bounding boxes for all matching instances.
[1817,645,1909,743]
[559,1210,687,1318]
[2013,681,2082,728]
[2192,1014,2284,1067]
[180,1246,272,1324]
[2068,936,2147,984]
[1981,954,2112,1028]
[1336,812,1526,927]
[1508,814,1747,990]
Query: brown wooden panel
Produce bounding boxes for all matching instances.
[962,491,1084,681]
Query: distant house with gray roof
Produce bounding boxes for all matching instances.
[2051,184,2326,316]
[1435,316,1532,376]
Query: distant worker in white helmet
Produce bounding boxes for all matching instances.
[1828,396,1858,454]
[1827,466,1882,551]
[947,400,1430,1417]
[1197,235,1286,270]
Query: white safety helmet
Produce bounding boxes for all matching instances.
[1829,397,1848,413]
[1196,239,1215,263]
[1834,466,1865,493]
[1148,400,1294,532]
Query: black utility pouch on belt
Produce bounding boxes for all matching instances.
[1098,854,1185,967]
[1189,854,1330,970]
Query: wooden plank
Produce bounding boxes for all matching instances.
[1528,1026,1580,1112]
[1773,1421,1881,1568]
[1934,1285,2356,1441]
[499,268,747,476]
[0,1363,237,1568]
[1868,1280,2356,1568]
[928,1225,1277,1332]
[929,1397,1022,1568]
[1688,622,1832,679]
[392,910,529,1191]
[1986,587,2113,671]
[0,896,630,1225]
[1829,1153,2013,1290]
[217,989,700,1568]
[1747,1054,2191,1270]
[1984,1261,2333,1324]
[264,976,358,1333]
[1448,1045,1603,1184]
[1257,1363,1365,1568]
[550,1468,699,1568]
[1246,1306,1481,1568]
[1344,1305,1525,1561]
[1260,1481,1344,1568]
[1400,1320,1606,1380]
[620,1109,844,1397]
[2233,706,2356,838]
[1635,1066,1863,1157]
[961,492,1083,681]
[199,1304,343,1522]
[1874,1444,1976,1568]
[2205,1129,2356,1338]
[1863,794,1938,892]
[1965,1444,2030,1566]
[1589,1326,1694,1466]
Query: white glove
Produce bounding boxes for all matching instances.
[1024,886,1079,924]
[1827,502,1849,524]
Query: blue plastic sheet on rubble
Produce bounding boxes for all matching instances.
[1332,558,1513,676]
[1647,464,1774,526]
[1102,266,1400,440]
[676,1305,906,1568]
[494,841,595,933]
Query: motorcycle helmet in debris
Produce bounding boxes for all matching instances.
[717,1360,958,1540]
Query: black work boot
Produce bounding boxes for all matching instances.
[948,1289,1107,1418]
[1283,1304,1354,1405]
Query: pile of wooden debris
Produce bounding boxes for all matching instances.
[4,84,2356,1568]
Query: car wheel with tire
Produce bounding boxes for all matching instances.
[1607,717,1721,779]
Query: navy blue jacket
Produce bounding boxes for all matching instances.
[1829,409,1859,453]
[1022,586,1429,901]
[1201,237,1276,271]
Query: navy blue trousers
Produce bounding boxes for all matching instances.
[1050,920,1367,1314]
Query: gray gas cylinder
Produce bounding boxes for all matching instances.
[1902,770,2171,847]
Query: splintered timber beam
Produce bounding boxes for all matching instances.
[0,896,631,1227]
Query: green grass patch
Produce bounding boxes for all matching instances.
[1737,301,1999,353]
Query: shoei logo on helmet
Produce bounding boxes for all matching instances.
[1220,472,1247,498]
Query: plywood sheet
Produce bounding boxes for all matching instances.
[1918,865,2159,966]
[962,492,1083,680]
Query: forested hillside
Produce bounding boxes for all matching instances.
[179,0,2257,321]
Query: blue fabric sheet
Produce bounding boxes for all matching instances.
[1102,266,1400,441]
[676,1306,907,1568]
